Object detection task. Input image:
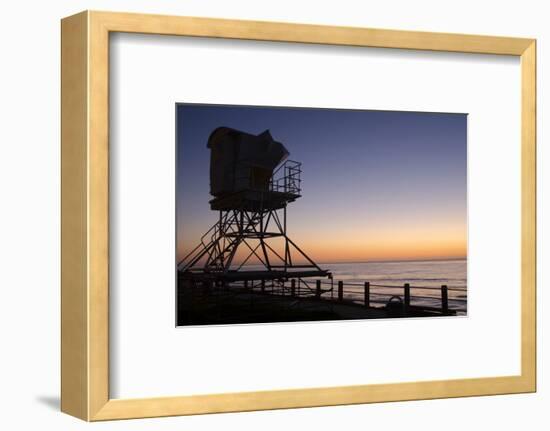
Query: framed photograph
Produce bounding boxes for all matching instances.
[61,11,536,421]
[175,103,468,326]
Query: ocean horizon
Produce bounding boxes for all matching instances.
[240,258,467,313]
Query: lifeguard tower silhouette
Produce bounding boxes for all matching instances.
[178,127,329,288]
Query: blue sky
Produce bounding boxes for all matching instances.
[176,103,467,263]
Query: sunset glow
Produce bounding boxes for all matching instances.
[176,104,467,264]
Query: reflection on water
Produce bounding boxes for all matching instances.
[247,259,467,313]
[325,259,466,288]
[324,259,467,313]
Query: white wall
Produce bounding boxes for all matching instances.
[0,0,546,429]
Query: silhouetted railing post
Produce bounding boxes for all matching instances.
[316,280,321,298]
[261,279,265,293]
[189,279,196,319]
[291,279,296,297]
[244,280,248,291]
[441,285,449,314]
[338,281,344,301]
[404,283,411,311]
[249,280,254,307]
[364,282,370,308]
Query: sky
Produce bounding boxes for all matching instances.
[176,103,467,264]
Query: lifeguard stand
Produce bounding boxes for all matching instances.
[178,127,329,286]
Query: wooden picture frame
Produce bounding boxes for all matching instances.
[61,10,536,421]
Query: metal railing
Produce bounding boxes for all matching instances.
[315,279,467,313]
[270,160,302,194]
[220,277,467,314]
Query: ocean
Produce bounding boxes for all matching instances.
[230,259,467,314]
[310,259,467,313]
